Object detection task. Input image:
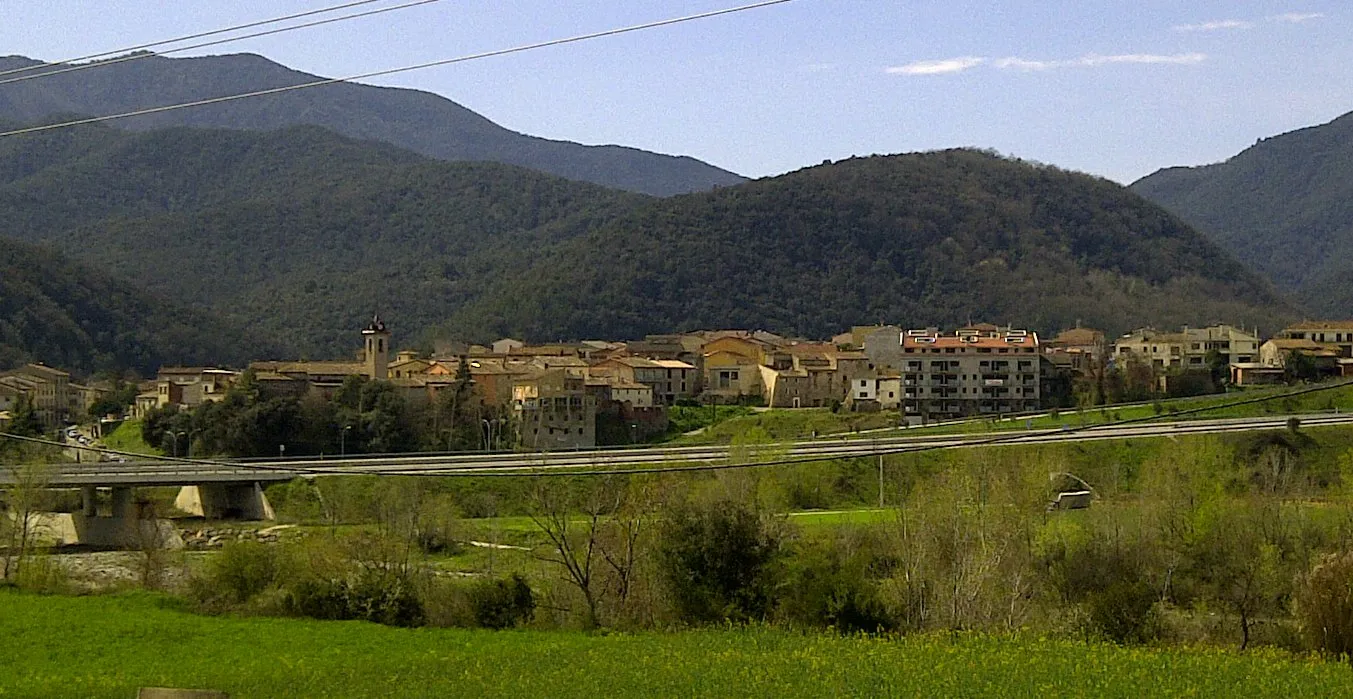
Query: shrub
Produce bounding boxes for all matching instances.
[658,499,784,624]
[1296,551,1353,664]
[287,577,351,620]
[285,572,425,627]
[779,540,895,634]
[468,574,535,629]
[1036,530,1160,644]
[203,541,284,604]
[347,571,425,627]
[1085,580,1161,644]
[416,525,463,556]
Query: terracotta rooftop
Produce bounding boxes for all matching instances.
[1049,328,1103,345]
[1285,321,1353,332]
[902,330,1039,350]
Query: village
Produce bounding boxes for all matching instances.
[3,317,1352,451]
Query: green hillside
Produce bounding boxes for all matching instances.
[0,121,645,355]
[0,237,269,375]
[1131,110,1353,317]
[449,150,1296,340]
[0,122,1294,357]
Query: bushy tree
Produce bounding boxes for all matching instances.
[1297,551,1353,664]
[657,498,785,623]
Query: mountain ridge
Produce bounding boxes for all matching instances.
[0,119,1296,359]
[1131,110,1353,316]
[0,52,747,196]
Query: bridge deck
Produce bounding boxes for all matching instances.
[3,413,1350,487]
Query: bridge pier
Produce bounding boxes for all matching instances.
[174,483,275,521]
[66,487,182,549]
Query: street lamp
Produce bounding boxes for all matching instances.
[168,430,187,458]
[279,444,286,459]
[482,418,504,451]
[340,424,353,456]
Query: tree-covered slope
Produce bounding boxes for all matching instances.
[0,121,1293,358]
[1131,111,1353,317]
[448,150,1295,340]
[0,121,647,355]
[0,53,746,196]
[0,237,271,375]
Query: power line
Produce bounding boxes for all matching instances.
[0,430,335,476]
[8,372,1343,481]
[380,379,1353,478]
[0,0,796,140]
[0,0,447,89]
[0,0,393,80]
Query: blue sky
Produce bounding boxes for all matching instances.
[1,1,1349,183]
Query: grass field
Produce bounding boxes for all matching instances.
[1,590,1350,698]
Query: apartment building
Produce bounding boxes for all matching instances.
[0,364,71,426]
[1114,325,1259,370]
[1277,321,1353,358]
[898,327,1041,422]
[512,368,597,450]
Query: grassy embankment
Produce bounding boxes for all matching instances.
[673,381,1353,445]
[674,407,900,445]
[99,418,162,456]
[1,590,1350,698]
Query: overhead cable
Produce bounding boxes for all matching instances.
[0,0,796,140]
[0,0,447,89]
[0,0,393,80]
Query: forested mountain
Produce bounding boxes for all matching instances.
[447,150,1296,340]
[0,53,746,196]
[0,121,646,355]
[0,119,1293,358]
[0,237,269,375]
[1131,110,1353,317]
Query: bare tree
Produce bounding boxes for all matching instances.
[1,460,52,583]
[530,477,607,629]
[529,475,653,630]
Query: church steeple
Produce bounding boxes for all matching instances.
[361,314,391,380]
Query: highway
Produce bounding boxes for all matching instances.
[6,412,1351,487]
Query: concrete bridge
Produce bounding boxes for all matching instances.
[6,412,1353,546]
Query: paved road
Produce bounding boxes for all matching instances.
[6,413,1349,487]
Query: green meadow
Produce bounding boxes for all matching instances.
[2,590,1351,698]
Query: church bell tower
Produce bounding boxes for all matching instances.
[362,314,390,380]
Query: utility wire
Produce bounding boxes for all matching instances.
[0,0,796,140]
[0,0,393,80]
[0,0,447,89]
[375,379,1353,478]
[7,369,1345,480]
[0,431,339,476]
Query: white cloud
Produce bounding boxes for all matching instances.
[993,57,1059,71]
[1270,12,1324,23]
[995,52,1207,72]
[1173,19,1253,32]
[1081,52,1208,66]
[885,56,985,76]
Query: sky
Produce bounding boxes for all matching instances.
[1,1,1349,183]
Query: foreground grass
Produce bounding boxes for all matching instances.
[2,591,1351,698]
